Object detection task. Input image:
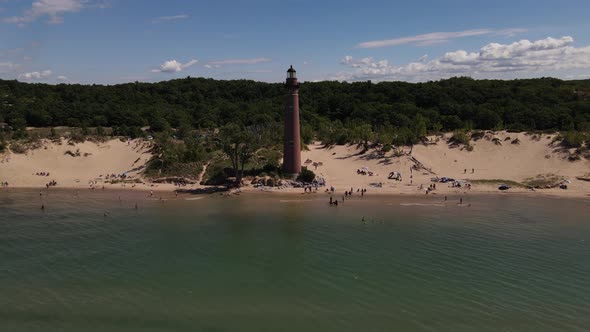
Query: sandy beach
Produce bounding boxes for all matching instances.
[1,132,589,198]
[0,138,179,192]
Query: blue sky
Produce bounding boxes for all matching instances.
[1,0,590,84]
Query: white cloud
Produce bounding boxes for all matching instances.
[18,69,52,80]
[3,0,87,25]
[208,57,272,66]
[0,62,17,69]
[57,75,68,81]
[152,59,198,73]
[355,28,527,48]
[332,36,590,82]
[152,14,188,23]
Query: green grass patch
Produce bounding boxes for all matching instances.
[470,179,525,188]
[522,174,562,188]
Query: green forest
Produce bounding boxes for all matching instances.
[2,76,590,136]
[1,76,589,181]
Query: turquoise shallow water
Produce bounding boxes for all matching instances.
[1,190,590,331]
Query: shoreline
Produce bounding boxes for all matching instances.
[2,184,588,200]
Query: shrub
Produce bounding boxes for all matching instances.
[560,131,586,148]
[450,131,470,146]
[296,168,316,183]
[9,142,27,154]
[382,144,392,153]
[470,131,485,141]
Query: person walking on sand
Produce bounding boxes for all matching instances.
[464,169,467,174]
[460,197,463,204]
[472,168,474,174]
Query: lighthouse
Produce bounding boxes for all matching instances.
[283,65,301,177]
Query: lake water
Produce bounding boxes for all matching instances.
[1,190,589,331]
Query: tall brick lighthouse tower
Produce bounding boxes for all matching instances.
[283,65,301,177]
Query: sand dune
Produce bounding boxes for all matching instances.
[0,138,172,191]
[1,132,589,197]
[298,132,590,197]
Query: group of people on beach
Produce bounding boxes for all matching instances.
[344,188,367,197]
[101,173,129,180]
[451,181,472,189]
[325,186,369,206]
[423,183,436,194]
[356,169,374,176]
[303,185,317,193]
[0,181,8,187]
[45,180,57,188]
[34,172,51,177]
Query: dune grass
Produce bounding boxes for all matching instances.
[470,179,526,188]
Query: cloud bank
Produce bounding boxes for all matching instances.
[19,69,52,80]
[333,36,590,82]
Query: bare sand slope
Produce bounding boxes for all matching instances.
[301,132,590,197]
[0,139,154,189]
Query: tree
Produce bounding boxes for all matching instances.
[476,109,502,129]
[220,123,257,184]
[297,168,316,183]
[413,114,427,138]
[96,125,105,136]
[150,116,171,133]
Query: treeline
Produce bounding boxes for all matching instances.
[1,76,590,144]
